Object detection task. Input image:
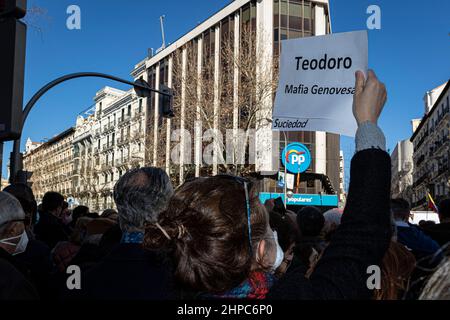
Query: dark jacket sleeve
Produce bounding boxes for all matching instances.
[268,149,392,300]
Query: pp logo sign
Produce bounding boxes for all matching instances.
[282,143,311,174]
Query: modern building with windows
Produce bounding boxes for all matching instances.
[410,80,449,210]
[131,0,340,201]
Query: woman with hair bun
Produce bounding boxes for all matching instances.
[144,175,283,299]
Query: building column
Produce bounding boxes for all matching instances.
[153,63,160,166]
[314,3,327,176]
[212,25,221,175]
[232,12,240,165]
[255,0,275,174]
[195,37,203,177]
[166,56,173,174]
[179,47,187,183]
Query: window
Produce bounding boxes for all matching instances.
[128,105,131,116]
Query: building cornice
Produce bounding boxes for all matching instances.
[411,80,449,142]
[103,91,135,116]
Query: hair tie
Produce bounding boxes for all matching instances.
[155,222,171,240]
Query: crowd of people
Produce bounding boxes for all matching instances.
[0,70,449,300]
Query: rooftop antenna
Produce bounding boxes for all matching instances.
[156,15,166,54]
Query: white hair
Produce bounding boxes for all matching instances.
[324,209,342,225]
[322,208,342,236]
[0,191,25,235]
[113,167,173,232]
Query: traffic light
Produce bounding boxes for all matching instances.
[0,0,27,19]
[0,0,27,141]
[159,84,174,119]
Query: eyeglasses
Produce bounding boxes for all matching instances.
[215,175,253,254]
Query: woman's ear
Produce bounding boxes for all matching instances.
[256,239,266,263]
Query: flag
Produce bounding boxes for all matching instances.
[427,193,438,213]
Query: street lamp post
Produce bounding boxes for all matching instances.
[10,72,174,183]
[265,118,288,208]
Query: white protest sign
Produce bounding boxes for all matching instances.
[272,30,368,137]
[286,173,295,190]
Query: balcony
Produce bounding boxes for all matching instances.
[413,173,429,188]
[103,122,115,133]
[117,135,131,147]
[94,129,101,138]
[416,154,425,166]
[103,143,114,152]
[132,131,145,141]
[101,163,112,172]
[414,133,428,151]
[132,111,144,121]
[115,157,129,167]
[437,164,449,178]
[434,138,449,155]
[118,115,131,126]
[436,107,449,128]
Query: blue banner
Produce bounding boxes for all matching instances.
[259,192,338,207]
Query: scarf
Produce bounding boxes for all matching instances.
[209,271,275,299]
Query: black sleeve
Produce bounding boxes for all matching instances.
[268,149,392,300]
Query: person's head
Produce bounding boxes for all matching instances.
[144,175,282,294]
[72,205,89,225]
[390,198,411,222]
[84,218,116,245]
[42,192,65,218]
[322,208,342,240]
[61,201,72,225]
[419,220,436,228]
[114,167,173,233]
[296,206,325,237]
[269,210,298,252]
[3,183,37,228]
[101,209,118,222]
[0,192,28,255]
[70,217,93,245]
[437,198,450,222]
[86,212,100,219]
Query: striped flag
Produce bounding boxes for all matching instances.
[427,193,438,213]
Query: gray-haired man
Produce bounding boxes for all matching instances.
[79,167,175,300]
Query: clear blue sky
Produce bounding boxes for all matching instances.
[2,0,450,187]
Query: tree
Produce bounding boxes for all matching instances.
[154,26,278,183]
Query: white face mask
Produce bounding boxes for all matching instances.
[271,231,284,272]
[0,231,29,256]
